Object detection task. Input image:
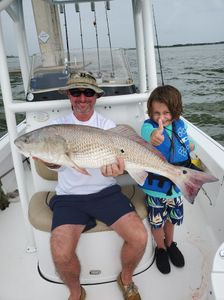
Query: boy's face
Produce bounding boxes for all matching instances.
[151,100,173,127]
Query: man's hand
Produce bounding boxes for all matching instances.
[101,156,125,177]
[150,118,165,146]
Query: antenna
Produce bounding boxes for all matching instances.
[91,2,102,78]
[75,3,85,70]
[152,4,164,85]
[105,1,115,78]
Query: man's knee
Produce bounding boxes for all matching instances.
[112,212,148,246]
[133,225,148,251]
[50,235,71,265]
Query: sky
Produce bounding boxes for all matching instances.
[1,0,224,56]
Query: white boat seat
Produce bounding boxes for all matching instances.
[34,160,58,181]
[29,161,152,284]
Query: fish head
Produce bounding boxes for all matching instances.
[14,129,48,158]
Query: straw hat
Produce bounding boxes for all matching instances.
[60,71,104,97]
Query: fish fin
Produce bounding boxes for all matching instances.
[108,124,165,161]
[126,168,148,186]
[169,167,218,204]
[61,154,90,175]
[72,165,90,175]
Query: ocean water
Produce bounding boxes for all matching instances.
[0,44,224,145]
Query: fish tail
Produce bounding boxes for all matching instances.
[169,167,218,204]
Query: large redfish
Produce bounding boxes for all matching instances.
[14,124,218,204]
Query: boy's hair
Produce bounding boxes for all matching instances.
[147,85,183,120]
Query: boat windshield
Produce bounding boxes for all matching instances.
[27,48,136,101]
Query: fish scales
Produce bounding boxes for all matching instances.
[70,126,164,171]
[66,126,121,167]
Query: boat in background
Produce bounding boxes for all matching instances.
[0,1,224,299]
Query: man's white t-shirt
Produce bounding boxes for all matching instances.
[51,111,117,195]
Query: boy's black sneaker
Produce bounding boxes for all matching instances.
[155,247,170,274]
[167,242,185,267]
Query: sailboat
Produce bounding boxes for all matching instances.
[0,1,223,299]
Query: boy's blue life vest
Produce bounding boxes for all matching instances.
[142,119,191,196]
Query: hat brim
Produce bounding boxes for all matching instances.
[59,83,104,97]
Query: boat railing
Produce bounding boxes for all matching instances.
[8,93,148,112]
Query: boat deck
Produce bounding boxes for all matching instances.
[0,192,216,300]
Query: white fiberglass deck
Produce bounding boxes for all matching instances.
[0,193,216,300]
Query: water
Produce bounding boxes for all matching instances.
[0,44,224,145]
[0,57,25,136]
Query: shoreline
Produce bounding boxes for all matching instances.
[156,41,224,48]
[7,41,224,58]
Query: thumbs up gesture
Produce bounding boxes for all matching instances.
[150,118,165,146]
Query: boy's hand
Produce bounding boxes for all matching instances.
[150,118,165,146]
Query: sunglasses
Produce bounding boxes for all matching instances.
[69,88,96,97]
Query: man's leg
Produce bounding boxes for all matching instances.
[50,224,85,300]
[111,212,148,285]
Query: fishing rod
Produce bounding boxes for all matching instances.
[152,4,164,85]
[105,1,115,78]
[91,2,102,78]
[75,3,86,70]
[62,4,71,66]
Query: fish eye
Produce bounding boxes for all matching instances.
[24,137,29,143]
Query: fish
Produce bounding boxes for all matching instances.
[14,124,218,204]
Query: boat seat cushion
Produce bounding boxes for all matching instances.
[34,160,58,181]
[29,185,147,233]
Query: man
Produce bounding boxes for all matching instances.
[43,71,147,300]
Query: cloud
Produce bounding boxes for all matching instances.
[2,0,224,55]
[152,0,224,45]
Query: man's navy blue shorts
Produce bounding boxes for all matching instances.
[49,185,135,231]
